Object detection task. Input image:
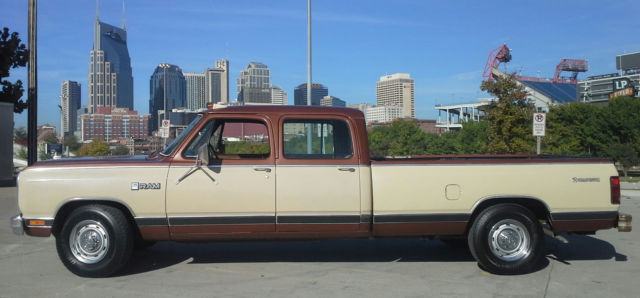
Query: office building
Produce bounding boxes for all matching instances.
[237,62,271,103]
[61,81,81,136]
[149,63,186,132]
[365,105,402,124]
[184,72,206,110]
[376,73,414,118]
[79,107,149,142]
[270,86,287,105]
[294,83,328,106]
[320,95,346,107]
[215,59,229,103]
[88,15,133,113]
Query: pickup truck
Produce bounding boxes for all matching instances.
[11,106,632,277]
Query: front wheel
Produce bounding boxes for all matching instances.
[467,204,545,274]
[56,205,134,277]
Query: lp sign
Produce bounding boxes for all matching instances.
[533,113,546,136]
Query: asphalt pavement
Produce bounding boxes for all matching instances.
[1,186,638,298]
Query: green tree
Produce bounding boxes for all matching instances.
[481,73,535,154]
[545,103,611,156]
[0,27,29,113]
[368,119,429,156]
[452,121,489,154]
[76,139,110,156]
[14,126,27,145]
[44,133,58,144]
[607,96,640,152]
[608,143,639,177]
[110,144,130,156]
[63,134,81,153]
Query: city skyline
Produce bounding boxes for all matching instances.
[3,0,640,131]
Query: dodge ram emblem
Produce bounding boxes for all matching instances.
[131,182,161,190]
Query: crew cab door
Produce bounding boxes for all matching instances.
[166,116,276,239]
[276,116,362,232]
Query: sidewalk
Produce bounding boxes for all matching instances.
[621,182,640,190]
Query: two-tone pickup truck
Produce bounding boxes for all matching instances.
[11,106,631,277]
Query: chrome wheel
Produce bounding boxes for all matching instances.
[69,220,109,264]
[488,219,531,262]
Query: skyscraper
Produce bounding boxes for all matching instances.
[60,81,81,136]
[320,95,346,107]
[376,73,414,118]
[184,72,206,110]
[149,63,186,132]
[294,83,328,106]
[88,15,134,113]
[270,86,287,105]
[237,62,271,103]
[215,59,229,103]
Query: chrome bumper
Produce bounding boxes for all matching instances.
[10,214,24,235]
[618,213,632,232]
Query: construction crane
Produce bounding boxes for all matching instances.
[553,59,588,84]
[482,44,512,81]
[482,44,588,84]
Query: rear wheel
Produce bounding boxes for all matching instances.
[56,205,134,277]
[467,204,545,274]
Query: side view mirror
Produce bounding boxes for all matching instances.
[197,143,209,166]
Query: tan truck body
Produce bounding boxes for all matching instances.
[12,106,630,276]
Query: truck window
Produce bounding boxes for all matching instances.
[184,119,270,159]
[283,119,353,159]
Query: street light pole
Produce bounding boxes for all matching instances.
[306,0,312,154]
[27,0,38,165]
[163,64,167,146]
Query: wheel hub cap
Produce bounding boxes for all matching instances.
[488,219,531,261]
[69,220,109,264]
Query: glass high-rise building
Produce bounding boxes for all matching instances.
[237,62,271,103]
[184,72,206,110]
[61,81,81,136]
[294,83,328,106]
[149,63,186,132]
[88,16,134,113]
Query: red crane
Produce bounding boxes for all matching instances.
[482,44,512,81]
[553,59,588,84]
[483,44,588,84]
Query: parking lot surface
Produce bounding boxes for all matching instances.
[1,187,638,298]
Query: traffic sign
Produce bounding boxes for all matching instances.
[161,119,170,128]
[533,113,546,136]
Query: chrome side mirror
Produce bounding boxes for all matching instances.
[197,143,209,166]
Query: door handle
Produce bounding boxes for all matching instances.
[338,168,356,172]
[254,167,272,173]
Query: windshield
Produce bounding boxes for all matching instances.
[159,115,203,156]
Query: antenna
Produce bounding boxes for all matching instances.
[95,0,100,20]
[122,0,127,30]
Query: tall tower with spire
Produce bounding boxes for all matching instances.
[88,2,134,113]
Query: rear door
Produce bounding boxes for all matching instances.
[275,116,362,232]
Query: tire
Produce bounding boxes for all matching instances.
[55,205,134,277]
[467,203,545,274]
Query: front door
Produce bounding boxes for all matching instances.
[166,116,275,239]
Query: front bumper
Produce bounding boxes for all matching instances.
[10,214,24,235]
[618,213,632,232]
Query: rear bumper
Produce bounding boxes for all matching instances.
[618,213,632,232]
[10,214,24,235]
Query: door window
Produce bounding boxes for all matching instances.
[283,119,352,159]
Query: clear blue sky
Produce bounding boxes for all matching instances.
[3,0,640,131]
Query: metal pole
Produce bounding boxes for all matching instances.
[306,0,312,154]
[27,0,38,165]
[163,65,167,146]
[536,136,541,155]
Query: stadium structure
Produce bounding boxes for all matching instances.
[578,52,640,104]
[483,44,587,111]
